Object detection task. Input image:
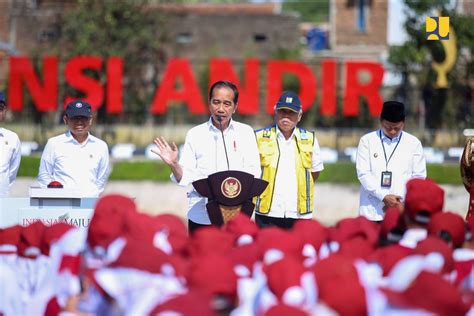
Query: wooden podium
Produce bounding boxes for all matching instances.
[192,170,268,226]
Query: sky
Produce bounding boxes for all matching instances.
[387,0,409,45]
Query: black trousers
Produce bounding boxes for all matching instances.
[255,213,298,230]
[188,219,211,235]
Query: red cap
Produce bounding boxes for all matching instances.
[224,213,259,241]
[87,194,137,251]
[381,206,405,241]
[368,244,413,276]
[329,216,380,246]
[188,226,235,258]
[41,222,75,256]
[313,254,366,316]
[312,254,359,288]
[264,304,309,316]
[404,178,444,224]
[108,237,186,276]
[292,219,328,251]
[467,216,474,242]
[337,237,376,260]
[0,225,21,250]
[123,212,188,255]
[382,271,470,316]
[18,221,47,258]
[228,242,261,273]
[151,214,188,251]
[149,291,214,316]
[265,256,307,300]
[428,211,466,248]
[188,253,238,297]
[414,236,454,274]
[256,227,303,258]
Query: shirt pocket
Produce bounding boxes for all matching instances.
[298,143,313,169]
[259,141,277,167]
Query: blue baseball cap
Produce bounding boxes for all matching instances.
[0,91,5,104]
[275,91,302,112]
[65,100,92,118]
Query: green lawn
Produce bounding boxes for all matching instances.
[18,156,463,184]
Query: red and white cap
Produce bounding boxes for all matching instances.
[0,225,21,254]
[404,178,444,225]
[428,211,466,248]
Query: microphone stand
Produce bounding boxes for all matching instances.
[217,116,230,170]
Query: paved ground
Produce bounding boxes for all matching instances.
[10,178,469,225]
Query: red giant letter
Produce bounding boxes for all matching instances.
[266,60,317,114]
[321,59,337,116]
[64,56,104,110]
[209,58,260,114]
[106,57,123,113]
[343,61,384,116]
[8,56,58,112]
[150,58,206,114]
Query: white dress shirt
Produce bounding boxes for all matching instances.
[266,126,324,219]
[356,129,426,221]
[38,131,110,197]
[173,118,261,224]
[0,127,21,197]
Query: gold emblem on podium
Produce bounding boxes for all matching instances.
[221,177,241,198]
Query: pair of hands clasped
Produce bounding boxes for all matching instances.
[383,194,403,211]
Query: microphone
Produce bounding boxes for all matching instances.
[216,115,230,170]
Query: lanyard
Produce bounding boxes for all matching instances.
[379,130,402,170]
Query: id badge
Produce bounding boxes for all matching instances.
[381,171,392,188]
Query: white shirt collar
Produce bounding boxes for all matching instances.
[380,129,402,143]
[207,117,235,133]
[276,125,296,141]
[65,130,92,145]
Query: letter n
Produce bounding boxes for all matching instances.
[8,56,58,112]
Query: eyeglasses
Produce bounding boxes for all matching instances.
[0,105,6,111]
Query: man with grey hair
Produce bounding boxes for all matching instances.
[254,91,324,229]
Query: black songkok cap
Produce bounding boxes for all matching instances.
[380,101,405,123]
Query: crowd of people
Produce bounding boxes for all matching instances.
[0,81,473,314]
[0,178,473,315]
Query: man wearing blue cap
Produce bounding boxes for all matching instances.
[254,91,324,229]
[38,101,110,197]
[356,101,426,221]
[0,92,21,197]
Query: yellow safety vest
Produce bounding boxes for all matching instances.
[254,125,314,215]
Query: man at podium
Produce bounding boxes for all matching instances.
[153,81,261,232]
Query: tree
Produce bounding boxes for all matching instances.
[52,0,168,124]
[388,0,474,130]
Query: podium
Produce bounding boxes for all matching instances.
[0,187,96,229]
[192,170,268,226]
